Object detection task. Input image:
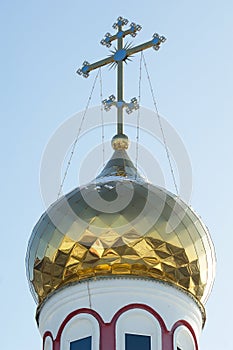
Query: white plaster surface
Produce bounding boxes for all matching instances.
[39,278,203,348]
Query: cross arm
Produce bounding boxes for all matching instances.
[77,33,166,78]
[77,56,114,78]
[100,23,142,47]
[126,34,166,58]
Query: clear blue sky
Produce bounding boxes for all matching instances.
[1,1,232,349]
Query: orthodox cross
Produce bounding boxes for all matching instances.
[77,16,166,136]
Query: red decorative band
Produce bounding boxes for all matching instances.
[43,304,198,350]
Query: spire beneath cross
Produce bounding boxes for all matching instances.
[77,16,166,140]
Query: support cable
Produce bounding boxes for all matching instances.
[99,68,105,166]
[57,69,100,198]
[142,52,179,195]
[135,52,143,176]
[87,280,92,309]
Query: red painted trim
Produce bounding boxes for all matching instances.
[171,320,198,350]
[100,323,115,350]
[43,303,198,350]
[56,308,104,341]
[55,308,105,350]
[43,331,54,350]
[111,304,174,350]
[110,303,168,330]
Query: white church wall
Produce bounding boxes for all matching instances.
[39,278,203,349]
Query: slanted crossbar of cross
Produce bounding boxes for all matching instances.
[77,16,166,135]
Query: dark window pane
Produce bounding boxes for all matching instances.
[125,333,151,350]
[70,336,91,350]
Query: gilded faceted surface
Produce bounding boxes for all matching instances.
[26,151,215,305]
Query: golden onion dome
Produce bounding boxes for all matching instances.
[26,146,215,307]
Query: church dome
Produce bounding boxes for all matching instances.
[26,148,215,307]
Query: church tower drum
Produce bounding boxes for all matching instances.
[26,17,216,350]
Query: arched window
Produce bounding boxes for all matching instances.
[60,313,99,350]
[116,308,162,350]
[173,326,196,350]
[44,336,53,350]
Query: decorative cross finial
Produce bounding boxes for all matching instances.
[77,16,166,138]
